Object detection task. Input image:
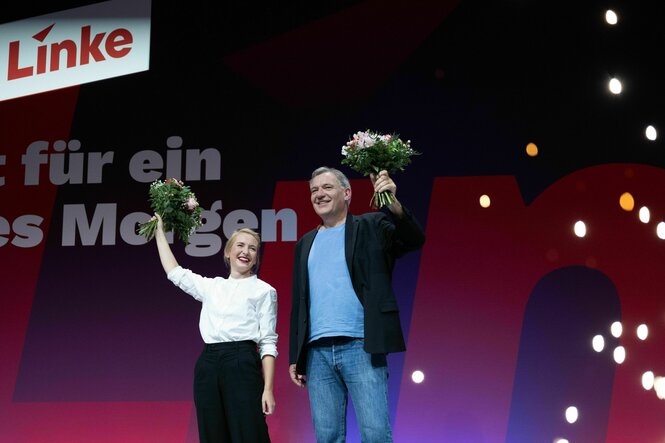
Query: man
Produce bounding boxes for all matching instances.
[289,166,425,442]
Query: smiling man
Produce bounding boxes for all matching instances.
[289,166,425,443]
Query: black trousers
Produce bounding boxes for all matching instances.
[194,341,271,443]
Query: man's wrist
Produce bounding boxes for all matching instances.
[387,199,404,217]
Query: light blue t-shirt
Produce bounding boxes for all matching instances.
[308,223,364,342]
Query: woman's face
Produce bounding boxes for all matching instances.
[226,232,259,276]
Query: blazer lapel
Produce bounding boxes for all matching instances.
[300,229,317,292]
[345,213,357,275]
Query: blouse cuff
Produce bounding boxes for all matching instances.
[259,343,278,359]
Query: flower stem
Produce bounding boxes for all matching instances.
[371,191,395,209]
[137,218,158,241]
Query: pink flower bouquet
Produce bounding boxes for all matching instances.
[341,130,420,208]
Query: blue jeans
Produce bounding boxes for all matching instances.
[306,337,393,443]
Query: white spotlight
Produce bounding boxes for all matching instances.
[605,10,618,25]
[565,406,579,424]
[637,324,649,340]
[646,125,657,141]
[574,220,587,238]
[643,371,655,390]
[639,206,651,223]
[613,346,626,364]
[609,78,622,94]
[610,321,623,338]
[654,377,665,400]
[411,370,425,384]
[592,335,605,352]
[657,222,665,240]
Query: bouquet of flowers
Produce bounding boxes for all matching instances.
[137,178,203,244]
[341,129,420,208]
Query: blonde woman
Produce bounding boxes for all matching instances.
[154,214,277,443]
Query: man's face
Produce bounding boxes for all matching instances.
[310,172,350,220]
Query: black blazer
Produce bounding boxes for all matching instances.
[289,207,425,373]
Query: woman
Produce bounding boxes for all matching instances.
[153,213,277,443]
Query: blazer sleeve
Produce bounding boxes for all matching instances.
[289,239,303,365]
[380,205,426,258]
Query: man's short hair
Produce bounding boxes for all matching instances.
[310,166,351,190]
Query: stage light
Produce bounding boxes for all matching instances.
[642,371,655,390]
[654,377,665,399]
[657,222,665,239]
[411,370,425,384]
[646,125,657,141]
[605,10,618,25]
[592,334,605,352]
[479,194,491,208]
[619,192,634,211]
[554,439,570,443]
[613,346,626,364]
[611,321,623,338]
[639,206,651,223]
[609,78,622,94]
[574,220,587,238]
[565,406,579,424]
[637,324,649,340]
[526,142,538,157]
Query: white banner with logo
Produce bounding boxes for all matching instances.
[0,0,151,102]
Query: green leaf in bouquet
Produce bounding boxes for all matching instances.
[137,178,203,244]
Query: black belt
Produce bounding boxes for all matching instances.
[204,340,256,352]
[309,336,361,347]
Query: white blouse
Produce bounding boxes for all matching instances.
[167,266,278,358]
